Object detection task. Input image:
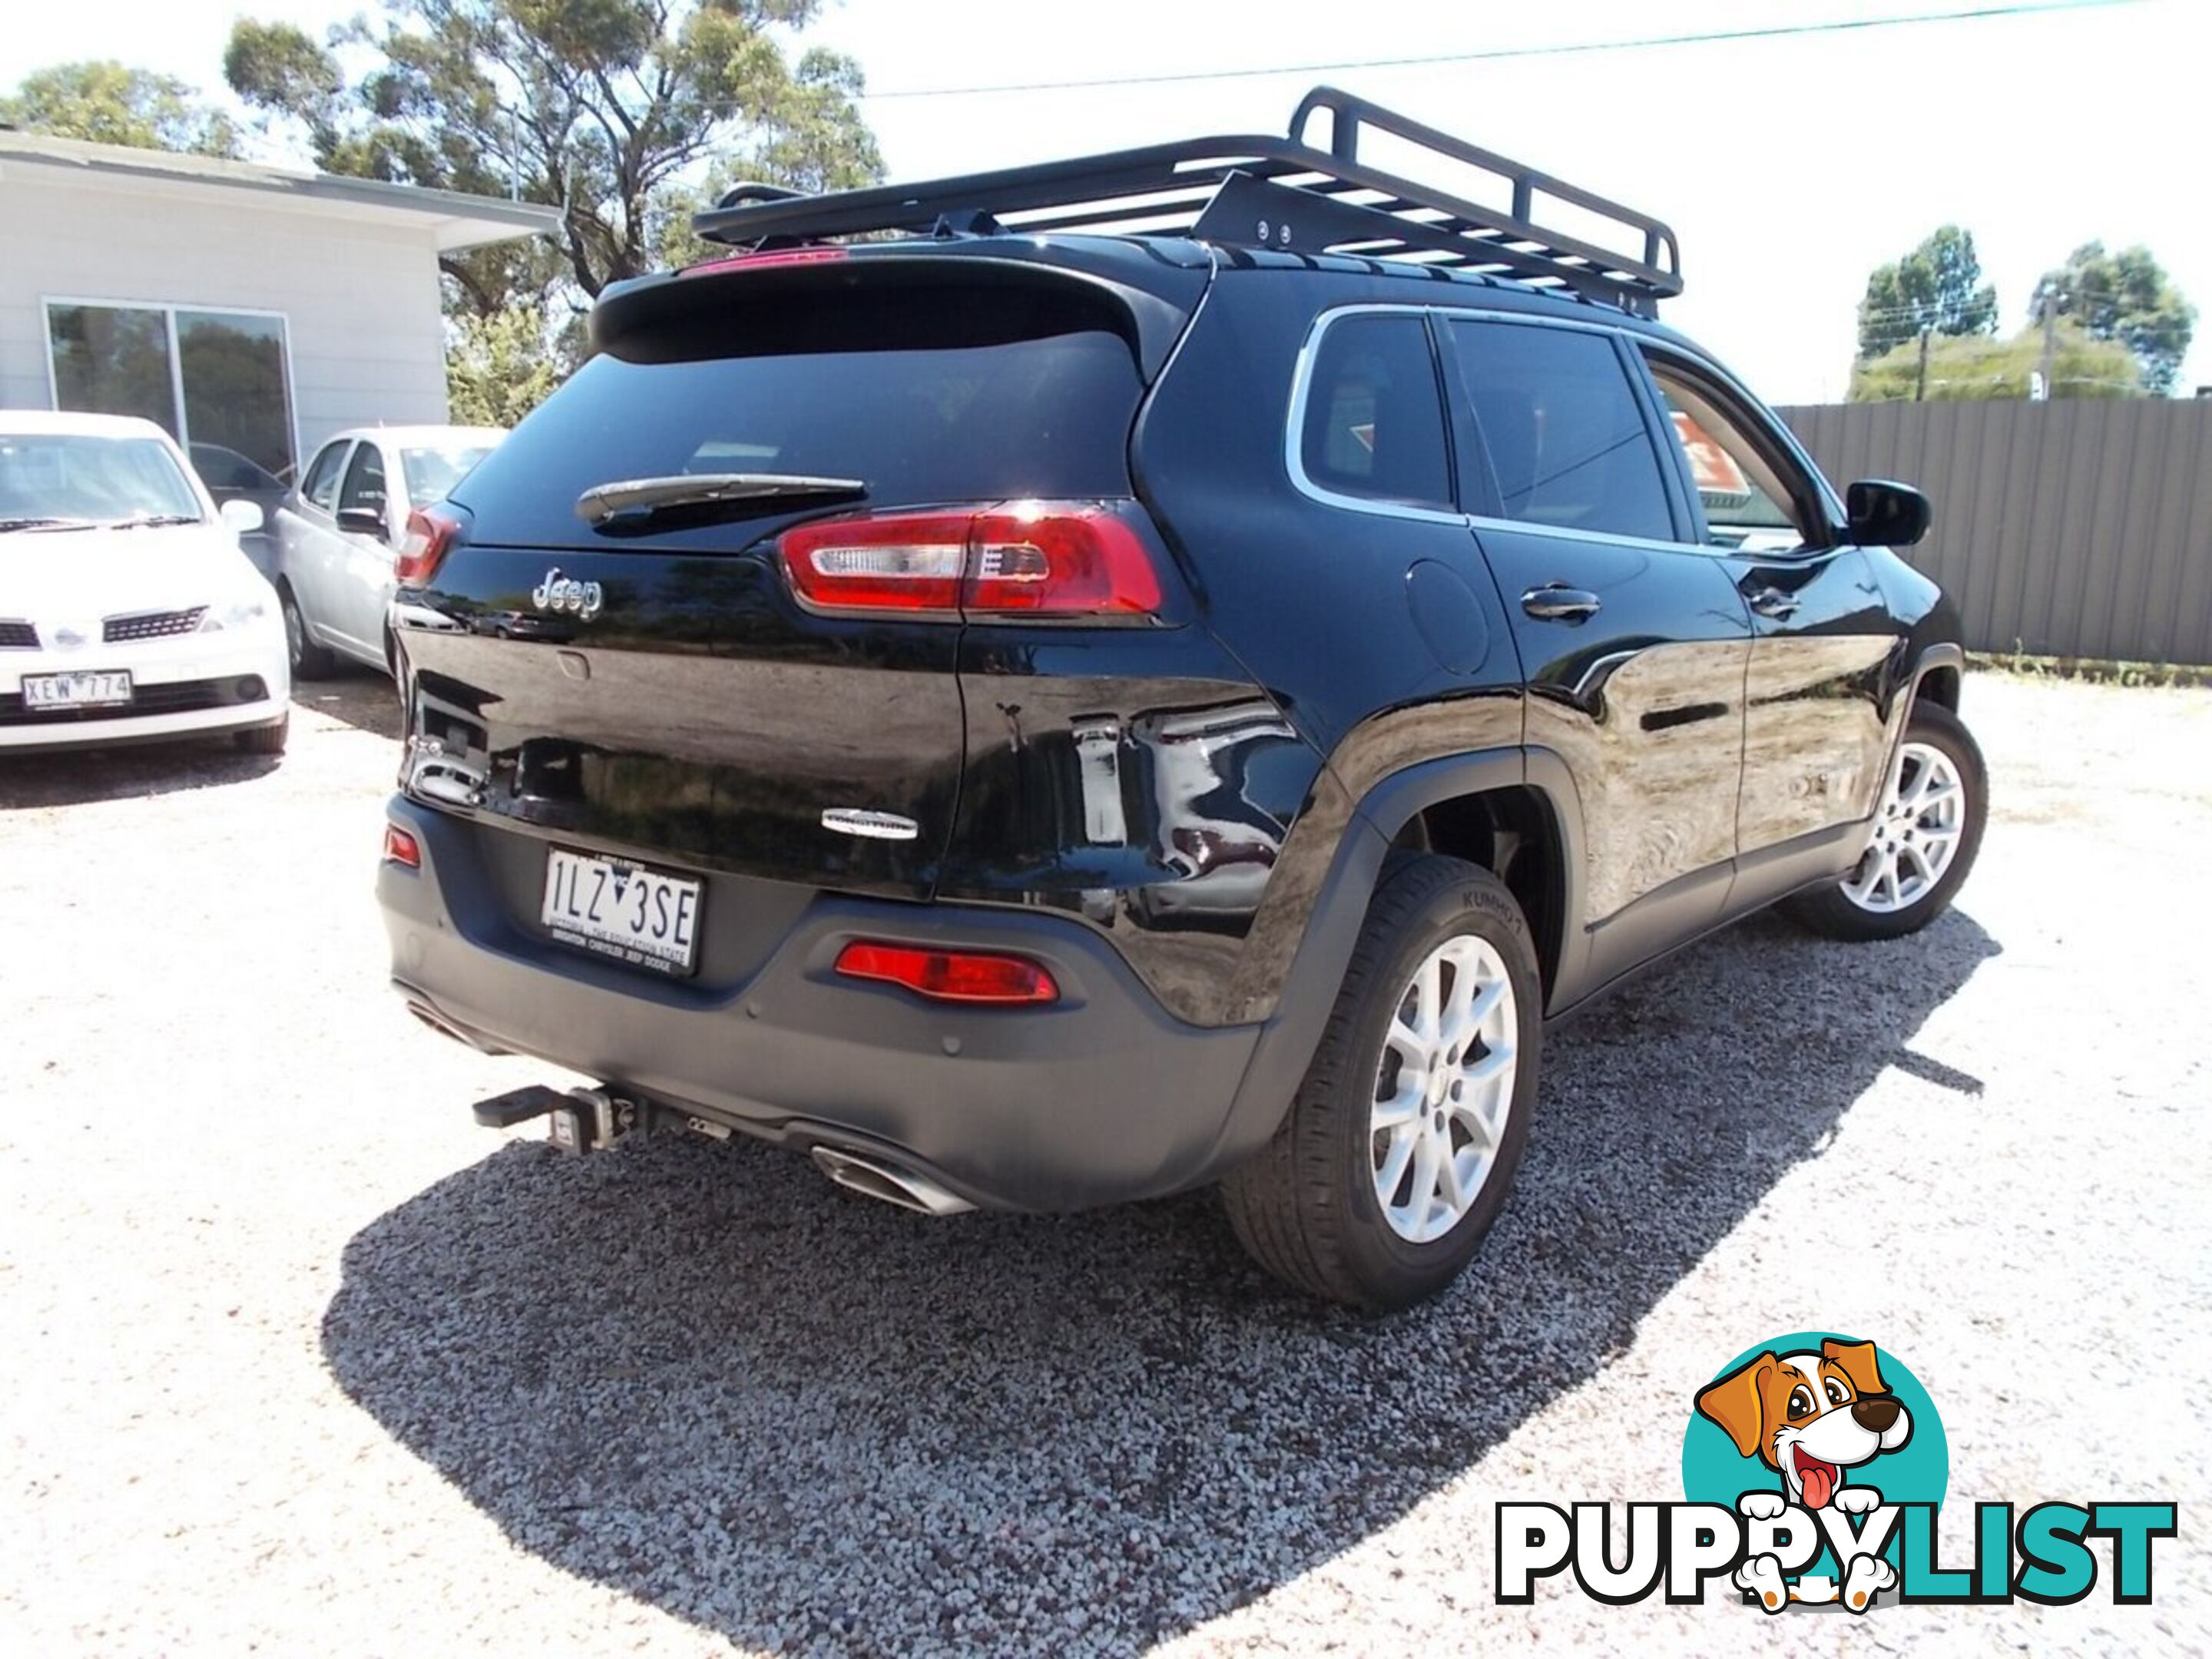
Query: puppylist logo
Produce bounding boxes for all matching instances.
[1497,1333,2176,1613]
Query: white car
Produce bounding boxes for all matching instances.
[0,412,290,755]
[273,425,503,677]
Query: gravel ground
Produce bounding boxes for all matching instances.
[2,667,2206,1657]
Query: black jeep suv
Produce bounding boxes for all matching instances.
[379,89,1985,1307]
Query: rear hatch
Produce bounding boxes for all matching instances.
[396,250,1199,912]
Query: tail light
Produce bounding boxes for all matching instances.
[382,824,421,868]
[781,501,1164,621]
[396,505,462,586]
[834,941,1060,1005]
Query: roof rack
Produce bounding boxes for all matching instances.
[693,86,1681,315]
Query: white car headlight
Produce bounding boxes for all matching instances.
[197,597,270,633]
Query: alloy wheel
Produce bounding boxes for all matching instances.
[1370,934,1519,1243]
[1844,740,1965,914]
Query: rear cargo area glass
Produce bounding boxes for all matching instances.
[450,283,1144,552]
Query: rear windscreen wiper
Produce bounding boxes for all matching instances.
[575,473,866,527]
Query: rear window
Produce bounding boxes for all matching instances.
[452,282,1144,551]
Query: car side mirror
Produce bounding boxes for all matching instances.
[218,498,265,535]
[338,505,389,542]
[1845,479,1932,548]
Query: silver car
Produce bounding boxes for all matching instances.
[273,425,503,677]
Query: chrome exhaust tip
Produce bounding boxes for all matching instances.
[810,1146,975,1217]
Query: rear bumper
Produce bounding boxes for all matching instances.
[379,796,1267,1211]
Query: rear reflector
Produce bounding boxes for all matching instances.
[382,825,421,868]
[781,501,1163,620]
[396,505,462,587]
[834,941,1060,1005]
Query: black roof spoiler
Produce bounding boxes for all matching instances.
[691,86,1682,316]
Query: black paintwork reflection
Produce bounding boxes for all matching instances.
[1722,545,1911,853]
[396,541,965,901]
[467,610,576,644]
[1118,271,1533,1016]
[1866,544,1958,707]
[945,628,1320,1025]
[1473,524,1752,929]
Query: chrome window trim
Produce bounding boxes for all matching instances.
[1283,304,1466,526]
[1634,337,1850,539]
[1435,306,1692,549]
[1465,513,1705,558]
[1284,299,1801,561]
[1426,303,1634,338]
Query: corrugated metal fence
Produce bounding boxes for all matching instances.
[1778,400,2212,666]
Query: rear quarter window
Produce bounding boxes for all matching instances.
[1296,312,1452,511]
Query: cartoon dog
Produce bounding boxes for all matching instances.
[1695,1339,1912,1613]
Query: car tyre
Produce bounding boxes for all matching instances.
[233,713,288,757]
[1222,853,1542,1310]
[1783,701,1986,942]
[280,581,336,680]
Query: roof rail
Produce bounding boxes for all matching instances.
[693,85,1681,315]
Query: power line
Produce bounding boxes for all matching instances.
[855,0,2141,101]
[1854,307,2012,324]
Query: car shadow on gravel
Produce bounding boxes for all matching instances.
[323,908,1997,1655]
[0,742,281,809]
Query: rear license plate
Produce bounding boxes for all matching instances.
[23,671,132,710]
[540,848,702,976]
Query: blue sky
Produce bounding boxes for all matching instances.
[5,0,2207,401]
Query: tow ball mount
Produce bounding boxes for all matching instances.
[469,1084,638,1154]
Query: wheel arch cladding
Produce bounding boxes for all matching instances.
[1206,744,1583,1177]
[1354,750,1582,1000]
[1389,781,1568,998]
[1913,644,1965,712]
[1212,756,1575,1212]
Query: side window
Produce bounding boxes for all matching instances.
[1297,313,1452,511]
[339,444,389,519]
[302,441,349,512]
[1642,357,1822,554]
[1446,320,1674,543]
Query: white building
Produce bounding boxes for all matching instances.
[0,129,557,498]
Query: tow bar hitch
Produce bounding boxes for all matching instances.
[470,1084,638,1154]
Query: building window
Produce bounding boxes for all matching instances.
[45,301,297,484]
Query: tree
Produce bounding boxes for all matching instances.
[446,305,565,426]
[2030,242,2197,396]
[1848,319,2143,402]
[224,2,882,324]
[0,60,239,156]
[1856,226,1999,359]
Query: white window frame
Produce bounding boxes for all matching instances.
[41,295,302,478]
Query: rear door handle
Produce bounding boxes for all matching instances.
[1520,584,1602,621]
[1747,587,1801,621]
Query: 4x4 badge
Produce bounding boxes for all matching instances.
[821,808,919,842]
[532,568,603,618]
